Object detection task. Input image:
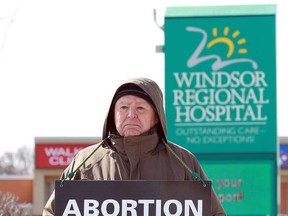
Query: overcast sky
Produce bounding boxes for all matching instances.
[0,0,287,153]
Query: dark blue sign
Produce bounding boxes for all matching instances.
[280,144,288,168]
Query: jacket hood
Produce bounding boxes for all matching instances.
[102,77,167,143]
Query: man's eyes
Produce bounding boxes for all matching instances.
[119,106,146,111]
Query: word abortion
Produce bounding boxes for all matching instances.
[61,199,204,216]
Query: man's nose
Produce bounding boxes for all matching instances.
[127,108,137,118]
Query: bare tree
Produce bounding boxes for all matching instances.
[0,191,32,216]
[0,146,34,175]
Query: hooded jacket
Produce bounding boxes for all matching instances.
[43,77,226,216]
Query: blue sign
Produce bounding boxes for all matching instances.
[280,144,288,168]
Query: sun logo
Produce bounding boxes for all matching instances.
[207,27,248,58]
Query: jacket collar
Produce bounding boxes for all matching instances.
[110,128,164,158]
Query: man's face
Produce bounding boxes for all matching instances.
[114,95,158,136]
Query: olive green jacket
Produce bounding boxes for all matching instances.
[43,77,226,215]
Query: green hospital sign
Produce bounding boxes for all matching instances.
[164,5,277,215]
[164,5,277,154]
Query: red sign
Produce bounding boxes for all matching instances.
[35,144,90,168]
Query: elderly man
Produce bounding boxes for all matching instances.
[43,77,226,215]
